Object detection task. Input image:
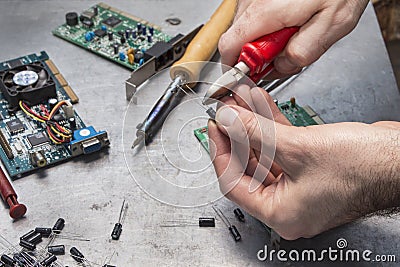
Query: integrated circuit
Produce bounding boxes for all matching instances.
[94,28,106,37]
[102,16,121,28]
[27,132,50,148]
[6,119,24,134]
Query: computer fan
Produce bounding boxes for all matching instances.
[0,62,57,109]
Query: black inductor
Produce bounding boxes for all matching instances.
[53,218,65,232]
[48,245,65,255]
[66,12,79,26]
[70,247,85,263]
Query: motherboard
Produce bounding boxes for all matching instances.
[194,99,324,153]
[53,2,173,70]
[0,51,109,178]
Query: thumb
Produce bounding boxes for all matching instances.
[215,105,290,157]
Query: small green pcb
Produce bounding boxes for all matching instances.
[53,2,173,70]
[194,100,323,153]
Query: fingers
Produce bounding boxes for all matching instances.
[372,121,400,130]
[219,0,320,66]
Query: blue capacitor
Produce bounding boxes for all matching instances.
[85,32,94,42]
[142,26,146,35]
[149,27,154,36]
[119,52,126,61]
[101,25,107,31]
[139,58,144,66]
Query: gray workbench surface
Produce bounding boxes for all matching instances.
[0,0,399,266]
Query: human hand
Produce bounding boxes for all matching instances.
[219,0,369,79]
[208,86,400,240]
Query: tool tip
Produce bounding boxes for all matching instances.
[131,135,144,149]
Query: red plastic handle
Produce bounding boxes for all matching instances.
[238,27,299,82]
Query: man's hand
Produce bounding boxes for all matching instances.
[219,0,369,78]
[208,86,400,240]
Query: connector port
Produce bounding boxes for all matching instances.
[69,126,110,156]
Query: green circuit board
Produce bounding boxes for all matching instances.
[52,2,173,70]
[0,52,109,178]
[194,100,323,153]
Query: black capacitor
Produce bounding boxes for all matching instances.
[93,6,98,16]
[48,98,58,111]
[20,252,35,264]
[41,255,57,267]
[199,217,215,227]
[52,218,65,232]
[19,239,36,251]
[20,229,36,241]
[103,265,116,267]
[229,225,241,242]
[137,22,142,32]
[125,29,131,39]
[69,117,76,130]
[48,245,65,255]
[120,36,126,44]
[111,223,122,240]
[26,232,42,245]
[66,12,79,26]
[149,26,154,35]
[70,247,85,263]
[147,33,152,43]
[35,227,52,238]
[1,254,14,265]
[234,208,245,222]
[108,31,113,41]
[142,26,146,35]
[131,30,137,39]
[13,253,27,265]
[113,44,119,54]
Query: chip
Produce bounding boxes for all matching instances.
[27,132,50,147]
[102,16,121,27]
[94,29,106,38]
[6,119,24,134]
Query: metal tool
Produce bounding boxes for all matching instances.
[132,0,237,148]
[212,205,241,242]
[203,27,300,105]
[0,167,27,219]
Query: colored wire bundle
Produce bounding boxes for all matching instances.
[19,100,72,144]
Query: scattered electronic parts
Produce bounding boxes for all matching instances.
[212,206,241,242]
[234,208,245,222]
[111,200,128,240]
[53,3,175,71]
[0,51,110,178]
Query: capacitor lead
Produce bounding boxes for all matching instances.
[19,239,36,250]
[41,255,57,267]
[160,217,215,227]
[48,245,65,255]
[212,206,241,242]
[234,208,245,222]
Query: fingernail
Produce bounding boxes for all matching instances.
[216,106,238,127]
[274,56,298,73]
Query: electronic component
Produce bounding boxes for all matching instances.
[0,54,108,179]
[119,52,126,61]
[160,217,215,227]
[212,206,241,242]
[85,31,95,42]
[35,227,52,237]
[26,232,42,245]
[194,127,209,153]
[19,239,36,250]
[199,217,215,227]
[66,12,78,26]
[48,245,65,255]
[6,119,24,134]
[1,254,14,265]
[70,126,110,156]
[41,255,57,266]
[70,247,85,263]
[111,200,128,240]
[20,230,36,241]
[53,3,174,71]
[52,218,65,232]
[234,208,245,222]
[27,132,50,147]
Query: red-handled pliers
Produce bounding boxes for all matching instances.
[203,27,299,105]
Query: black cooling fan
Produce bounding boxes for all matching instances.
[0,63,57,108]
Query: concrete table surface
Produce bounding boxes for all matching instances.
[0,0,399,266]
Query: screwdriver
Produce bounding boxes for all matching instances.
[203,27,300,105]
[0,167,26,219]
[132,0,237,148]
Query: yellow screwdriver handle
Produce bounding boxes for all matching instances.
[170,0,237,85]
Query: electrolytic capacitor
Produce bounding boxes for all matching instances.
[93,6,98,16]
[108,32,113,41]
[199,217,215,227]
[111,223,122,240]
[13,254,27,266]
[113,44,119,54]
[149,26,154,35]
[48,98,58,111]
[20,229,36,241]
[234,208,245,222]
[70,247,85,263]
[1,254,14,265]
[48,245,66,255]
[19,239,36,251]
[147,33,152,43]
[35,227,52,238]
[125,29,131,39]
[53,218,65,232]
[131,30,137,39]
[137,22,142,32]
[142,26,146,35]
[26,232,42,245]
[41,255,57,267]
[212,205,241,242]
[68,117,76,130]
[229,225,241,241]
[20,252,35,264]
[120,36,126,44]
